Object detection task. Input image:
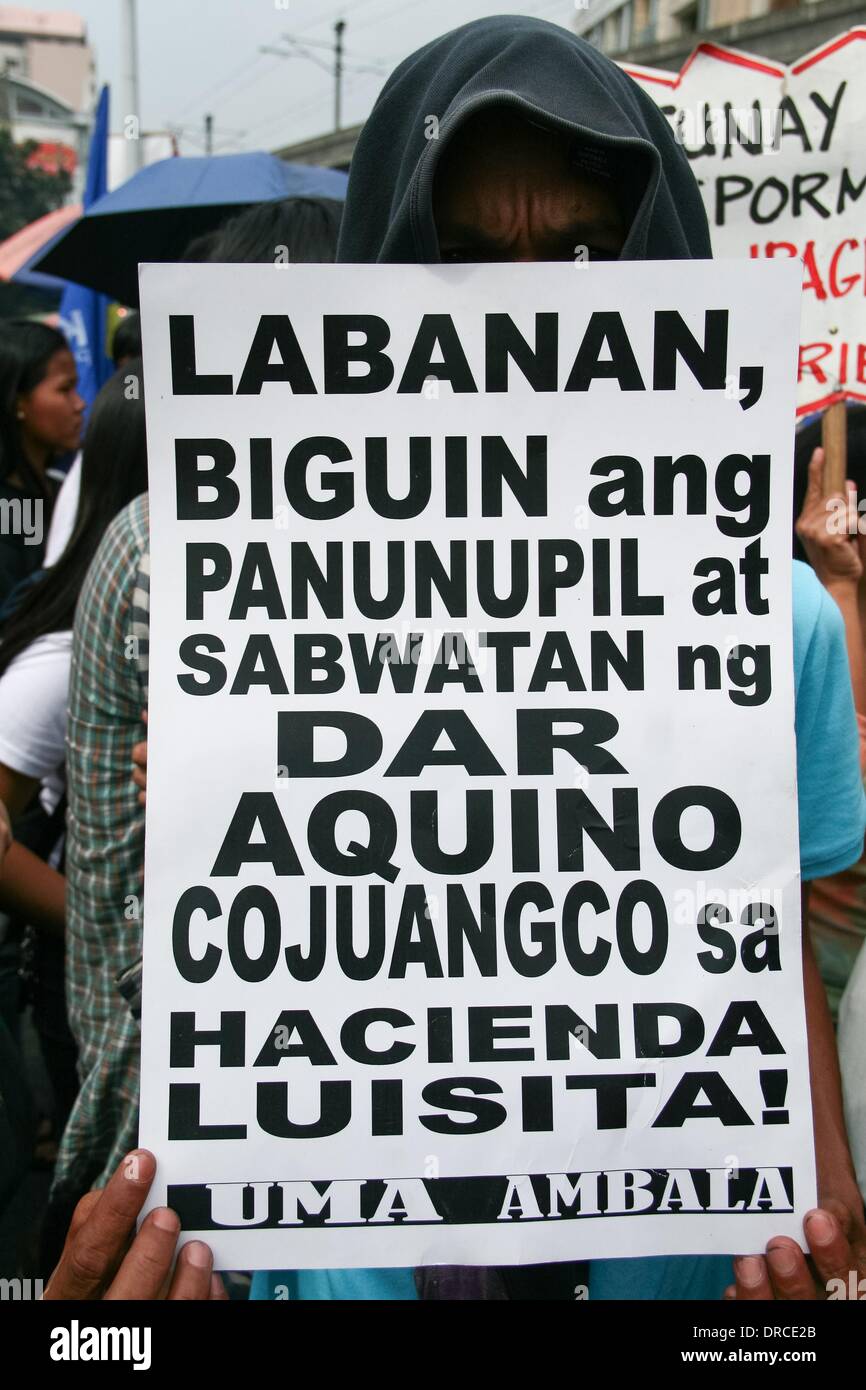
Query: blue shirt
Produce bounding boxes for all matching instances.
[251,561,866,1301]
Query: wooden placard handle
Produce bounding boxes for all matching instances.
[822,400,847,496]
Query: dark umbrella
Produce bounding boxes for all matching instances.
[31,152,349,306]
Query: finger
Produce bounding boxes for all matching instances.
[804,1208,855,1292]
[131,741,148,767]
[166,1240,214,1300]
[765,1239,817,1300]
[142,708,148,724]
[43,1149,157,1300]
[722,1284,737,1301]
[802,447,825,507]
[132,768,146,790]
[209,1273,229,1301]
[104,1207,180,1301]
[138,790,147,807]
[733,1254,774,1299]
[66,1190,103,1241]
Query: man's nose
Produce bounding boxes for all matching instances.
[508,233,543,263]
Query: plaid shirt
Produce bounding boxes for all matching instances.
[51,494,150,1200]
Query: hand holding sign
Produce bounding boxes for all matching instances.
[795,446,864,593]
[728,1199,866,1300]
[43,1150,226,1301]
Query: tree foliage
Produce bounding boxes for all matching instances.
[0,128,73,243]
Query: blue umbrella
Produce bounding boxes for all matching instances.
[31,151,349,306]
[11,262,67,294]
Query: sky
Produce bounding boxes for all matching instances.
[26,0,577,151]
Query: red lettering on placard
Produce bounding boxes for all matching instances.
[828,239,862,298]
[799,342,833,383]
[753,237,866,300]
[800,242,827,301]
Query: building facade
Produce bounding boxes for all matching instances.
[572,0,866,69]
[0,6,96,191]
[0,6,95,108]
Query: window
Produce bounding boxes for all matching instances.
[15,95,47,117]
[677,1,699,33]
[617,2,634,49]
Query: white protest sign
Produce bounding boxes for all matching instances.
[138,259,812,1271]
[624,28,866,417]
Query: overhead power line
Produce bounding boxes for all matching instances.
[172,52,266,120]
[290,0,391,39]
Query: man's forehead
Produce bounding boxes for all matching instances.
[433,105,621,206]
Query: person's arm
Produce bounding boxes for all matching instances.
[728,897,866,1300]
[796,446,866,720]
[0,842,64,937]
[802,887,866,1225]
[826,584,866,724]
[0,795,10,867]
[0,762,65,938]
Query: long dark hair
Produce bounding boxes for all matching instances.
[210,196,343,263]
[0,359,148,678]
[0,320,69,499]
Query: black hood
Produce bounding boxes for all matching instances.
[336,14,711,264]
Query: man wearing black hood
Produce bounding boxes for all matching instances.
[42,13,866,1304]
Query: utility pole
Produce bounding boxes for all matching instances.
[334,18,345,132]
[0,59,12,127]
[262,21,380,136]
[120,0,142,177]
[204,112,213,155]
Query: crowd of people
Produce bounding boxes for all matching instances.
[0,14,864,1301]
